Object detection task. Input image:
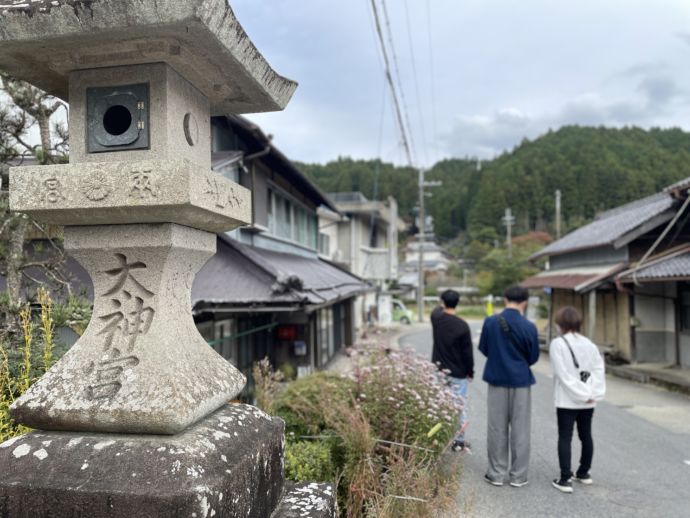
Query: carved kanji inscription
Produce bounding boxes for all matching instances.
[86,253,155,401]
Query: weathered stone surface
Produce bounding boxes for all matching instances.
[0,404,285,518]
[9,159,251,233]
[11,224,246,434]
[69,63,212,168]
[0,0,298,114]
[273,483,337,518]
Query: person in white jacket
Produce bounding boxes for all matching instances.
[549,306,606,493]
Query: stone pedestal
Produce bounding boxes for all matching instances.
[0,405,282,517]
[11,224,246,434]
[0,405,336,518]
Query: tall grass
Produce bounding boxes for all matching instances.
[259,341,465,518]
[0,288,56,442]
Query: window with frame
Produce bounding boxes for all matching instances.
[295,206,307,245]
[318,233,330,255]
[267,187,318,250]
[277,194,292,239]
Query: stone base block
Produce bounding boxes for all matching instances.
[0,404,284,518]
[272,483,337,518]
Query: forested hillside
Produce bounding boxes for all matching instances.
[300,126,690,242]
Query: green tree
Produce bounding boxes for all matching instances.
[0,73,69,307]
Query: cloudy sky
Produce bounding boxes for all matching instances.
[232,0,690,167]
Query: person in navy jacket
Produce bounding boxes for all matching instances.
[478,285,540,488]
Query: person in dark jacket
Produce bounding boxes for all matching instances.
[431,289,474,452]
[479,285,539,488]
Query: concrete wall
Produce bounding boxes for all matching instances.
[634,283,677,364]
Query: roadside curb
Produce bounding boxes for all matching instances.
[605,364,650,384]
[606,364,690,396]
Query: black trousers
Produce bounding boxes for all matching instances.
[556,407,594,480]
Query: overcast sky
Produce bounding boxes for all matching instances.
[233,0,690,167]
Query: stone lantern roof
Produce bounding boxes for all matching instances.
[0,0,297,114]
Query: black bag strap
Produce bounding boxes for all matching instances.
[497,316,529,362]
[560,335,580,369]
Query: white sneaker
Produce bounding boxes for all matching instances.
[510,480,529,488]
[552,478,573,493]
[571,474,593,485]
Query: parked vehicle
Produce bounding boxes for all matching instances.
[392,299,413,325]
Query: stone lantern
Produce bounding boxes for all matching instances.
[0,1,334,516]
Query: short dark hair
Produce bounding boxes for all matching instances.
[503,284,529,303]
[555,306,582,333]
[440,289,460,309]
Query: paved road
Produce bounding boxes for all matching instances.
[399,322,690,518]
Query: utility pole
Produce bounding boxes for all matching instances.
[502,207,515,259]
[555,189,562,239]
[416,169,442,323]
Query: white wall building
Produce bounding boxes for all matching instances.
[318,192,407,328]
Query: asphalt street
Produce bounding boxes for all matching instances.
[399,321,690,518]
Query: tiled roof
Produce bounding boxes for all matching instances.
[531,191,677,260]
[521,273,597,291]
[521,263,626,293]
[618,247,690,282]
[192,235,371,309]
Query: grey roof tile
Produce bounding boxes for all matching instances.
[192,236,370,308]
[532,192,676,259]
[622,251,690,281]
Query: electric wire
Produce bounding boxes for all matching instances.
[425,0,439,163]
[403,0,429,166]
[368,0,414,168]
[380,0,417,164]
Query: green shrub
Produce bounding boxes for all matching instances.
[284,440,336,483]
[273,372,356,437]
[278,362,296,381]
[264,346,464,517]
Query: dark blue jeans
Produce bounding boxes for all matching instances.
[557,408,594,480]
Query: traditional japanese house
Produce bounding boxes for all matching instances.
[523,178,690,368]
[192,115,370,387]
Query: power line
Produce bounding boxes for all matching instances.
[380,0,416,164]
[425,0,439,163]
[368,0,414,167]
[403,0,429,166]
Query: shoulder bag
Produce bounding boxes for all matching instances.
[560,335,591,383]
[497,316,530,362]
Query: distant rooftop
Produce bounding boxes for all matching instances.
[327,192,369,203]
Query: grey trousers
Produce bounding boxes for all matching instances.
[486,385,532,483]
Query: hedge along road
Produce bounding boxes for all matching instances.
[399,322,690,518]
